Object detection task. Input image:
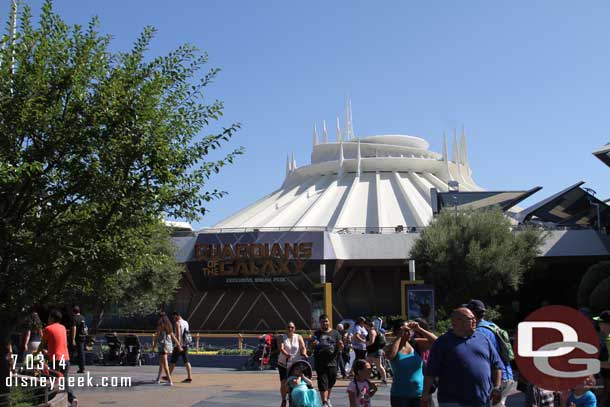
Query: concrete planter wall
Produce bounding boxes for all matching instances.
[144,354,251,369]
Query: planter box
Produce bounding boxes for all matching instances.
[143,354,251,369]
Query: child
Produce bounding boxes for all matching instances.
[562,376,597,407]
[287,360,322,407]
[347,359,378,407]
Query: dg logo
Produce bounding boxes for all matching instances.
[515,305,600,391]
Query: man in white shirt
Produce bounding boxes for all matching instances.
[167,311,193,383]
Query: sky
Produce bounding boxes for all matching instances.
[23,1,610,229]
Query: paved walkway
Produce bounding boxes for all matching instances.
[73,366,525,406]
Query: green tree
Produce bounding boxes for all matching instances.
[66,221,185,332]
[0,1,241,393]
[409,207,544,314]
[577,261,610,312]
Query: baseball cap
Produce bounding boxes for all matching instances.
[593,310,610,323]
[464,299,487,314]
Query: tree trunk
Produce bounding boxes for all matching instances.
[90,302,105,335]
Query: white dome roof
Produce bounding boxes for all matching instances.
[212,133,482,231]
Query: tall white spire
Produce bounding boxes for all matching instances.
[344,97,349,140]
[443,131,451,180]
[313,123,318,146]
[349,99,356,140]
[336,116,342,142]
[356,138,362,177]
[338,136,345,177]
[322,120,328,144]
[460,126,468,166]
[452,129,459,164]
[286,154,291,177]
[291,152,297,171]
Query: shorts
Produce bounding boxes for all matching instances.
[170,347,189,364]
[278,365,288,381]
[367,349,383,358]
[315,364,337,392]
[354,349,367,360]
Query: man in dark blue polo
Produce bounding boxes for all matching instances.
[422,307,502,407]
[465,300,516,407]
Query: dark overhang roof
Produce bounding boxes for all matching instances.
[517,181,610,226]
[593,143,610,168]
[434,187,542,213]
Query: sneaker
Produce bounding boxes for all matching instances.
[327,401,333,407]
[322,403,328,407]
[181,378,192,383]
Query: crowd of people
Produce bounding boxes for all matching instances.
[7,302,610,407]
[275,302,610,407]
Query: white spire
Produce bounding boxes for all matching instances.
[460,126,468,166]
[344,97,349,140]
[286,154,291,176]
[313,123,318,146]
[452,129,459,164]
[336,116,341,142]
[443,131,451,180]
[322,120,328,144]
[338,137,345,177]
[291,152,297,171]
[349,99,354,140]
[357,138,362,177]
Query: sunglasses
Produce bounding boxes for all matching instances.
[288,326,295,330]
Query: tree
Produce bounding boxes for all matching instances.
[577,261,610,312]
[65,220,185,332]
[0,1,241,395]
[409,207,545,314]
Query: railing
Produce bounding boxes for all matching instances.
[94,330,276,354]
[199,224,601,235]
[198,226,425,234]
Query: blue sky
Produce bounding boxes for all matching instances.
[24,1,610,228]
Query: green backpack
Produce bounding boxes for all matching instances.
[481,322,514,365]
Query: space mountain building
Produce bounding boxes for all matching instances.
[170,119,610,331]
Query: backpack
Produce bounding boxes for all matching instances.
[182,328,193,347]
[480,322,514,364]
[76,316,88,340]
[366,330,387,353]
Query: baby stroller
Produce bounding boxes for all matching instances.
[286,360,321,407]
[122,334,145,366]
[103,333,124,365]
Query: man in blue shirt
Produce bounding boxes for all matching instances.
[423,307,502,407]
[466,300,516,407]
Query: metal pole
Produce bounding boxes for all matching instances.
[595,203,601,232]
[408,259,416,281]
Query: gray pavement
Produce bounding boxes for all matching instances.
[72,366,525,406]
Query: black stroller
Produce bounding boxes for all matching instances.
[122,334,145,366]
[103,333,124,365]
